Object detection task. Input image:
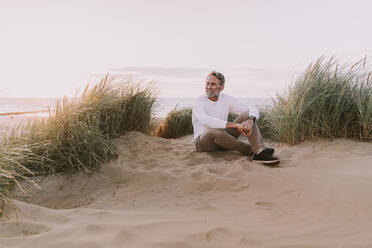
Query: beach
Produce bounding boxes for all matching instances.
[2,131,372,247]
[2,0,372,246]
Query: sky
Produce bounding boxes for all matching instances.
[1,0,372,98]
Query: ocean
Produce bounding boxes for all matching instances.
[0,97,272,118]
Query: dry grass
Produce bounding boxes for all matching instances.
[0,75,157,216]
[155,107,193,138]
[262,57,372,144]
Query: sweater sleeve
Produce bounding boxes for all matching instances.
[228,95,260,119]
[192,99,227,129]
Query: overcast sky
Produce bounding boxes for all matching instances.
[1,0,371,98]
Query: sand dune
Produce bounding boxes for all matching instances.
[2,132,372,247]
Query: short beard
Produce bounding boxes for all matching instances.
[206,90,220,99]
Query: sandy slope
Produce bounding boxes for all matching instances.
[2,132,372,248]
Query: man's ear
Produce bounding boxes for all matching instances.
[220,84,225,91]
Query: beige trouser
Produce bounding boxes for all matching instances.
[195,111,264,156]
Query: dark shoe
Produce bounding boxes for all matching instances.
[263,148,274,156]
[253,149,279,164]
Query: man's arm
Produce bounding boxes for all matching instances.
[227,120,254,136]
[192,100,227,129]
[226,122,243,130]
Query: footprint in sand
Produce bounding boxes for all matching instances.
[0,222,52,238]
[142,159,158,170]
[156,147,173,153]
[205,227,238,243]
[188,157,208,166]
[172,151,181,156]
[255,201,278,209]
[170,168,185,176]
[207,166,228,176]
[191,171,204,181]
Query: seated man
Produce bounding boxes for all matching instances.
[192,71,279,164]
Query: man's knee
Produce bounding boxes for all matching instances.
[234,111,250,123]
[196,129,225,152]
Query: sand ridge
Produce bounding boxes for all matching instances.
[2,131,372,247]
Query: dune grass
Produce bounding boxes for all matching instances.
[262,57,372,144]
[155,107,193,138]
[0,75,157,216]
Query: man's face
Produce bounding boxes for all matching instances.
[205,75,224,99]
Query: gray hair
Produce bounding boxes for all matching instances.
[208,71,225,86]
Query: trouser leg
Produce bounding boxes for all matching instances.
[225,111,265,153]
[196,129,252,156]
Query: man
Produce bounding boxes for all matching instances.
[192,71,279,164]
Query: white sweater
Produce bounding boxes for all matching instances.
[192,93,260,142]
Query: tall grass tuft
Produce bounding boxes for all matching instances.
[78,76,157,137]
[155,107,193,138]
[0,75,157,216]
[0,138,38,217]
[263,57,372,144]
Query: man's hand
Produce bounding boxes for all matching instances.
[226,120,254,137]
[240,119,253,136]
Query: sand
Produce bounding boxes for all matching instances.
[1,131,372,247]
